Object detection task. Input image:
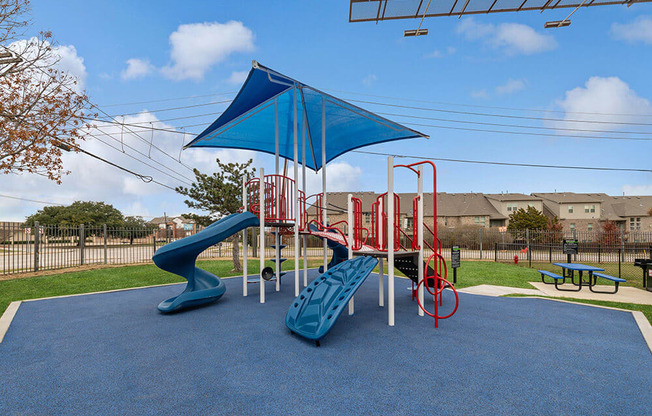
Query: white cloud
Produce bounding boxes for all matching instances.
[0,110,259,222]
[227,70,248,85]
[362,74,378,87]
[456,18,557,55]
[611,16,652,45]
[622,184,652,196]
[424,46,456,59]
[304,162,363,196]
[495,78,527,95]
[161,21,254,81]
[8,38,87,91]
[471,89,488,99]
[121,58,154,80]
[552,76,652,132]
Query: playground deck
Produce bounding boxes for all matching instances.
[0,271,650,415]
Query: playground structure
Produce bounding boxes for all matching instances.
[239,156,458,328]
[156,61,458,341]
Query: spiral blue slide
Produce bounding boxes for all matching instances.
[153,212,260,313]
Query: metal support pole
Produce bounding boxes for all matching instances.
[80,224,85,266]
[321,98,328,272]
[33,221,40,272]
[103,224,108,265]
[302,113,308,288]
[293,86,300,297]
[259,168,265,304]
[526,228,531,267]
[378,257,384,307]
[348,194,354,315]
[388,156,395,326]
[495,242,498,262]
[243,176,248,296]
[417,165,424,317]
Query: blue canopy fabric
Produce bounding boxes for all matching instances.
[184,61,428,171]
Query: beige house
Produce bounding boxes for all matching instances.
[150,215,198,239]
[485,193,544,227]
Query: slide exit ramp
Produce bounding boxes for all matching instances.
[285,256,378,345]
[153,212,260,313]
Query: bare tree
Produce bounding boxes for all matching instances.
[0,0,91,183]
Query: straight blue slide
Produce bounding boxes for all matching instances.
[308,223,349,272]
[153,212,259,313]
[285,256,378,343]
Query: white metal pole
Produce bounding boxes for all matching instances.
[378,257,384,307]
[293,86,300,297]
[274,98,280,292]
[418,165,424,316]
[259,168,265,304]
[388,156,395,326]
[347,193,354,315]
[302,117,308,287]
[243,176,248,297]
[321,98,327,272]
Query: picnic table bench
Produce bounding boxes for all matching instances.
[538,263,626,294]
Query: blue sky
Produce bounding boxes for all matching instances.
[2,0,651,221]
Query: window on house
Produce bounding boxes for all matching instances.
[570,223,575,230]
[630,217,641,231]
[528,203,534,208]
[364,213,371,223]
[507,203,517,211]
[591,205,596,213]
[406,218,413,229]
[474,216,486,226]
[584,205,589,213]
[444,217,448,226]
[588,223,593,232]
[568,206,574,213]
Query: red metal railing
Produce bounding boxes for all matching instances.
[371,192,401,251]
[351,197,369,251]
[417,252,458,328]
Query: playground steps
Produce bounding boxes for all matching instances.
[285,256,378,344]
[394,253,436,287]
[270,232,287,279]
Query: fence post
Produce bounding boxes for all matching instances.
[620,229,625,262]
[526,228,531,268]
[598,244,601,263]
[152,232,156,255]
[618,248,622,278]
[103,224,108,264]
[549,243,552,263]
[494,242,497,262]
[33,221,40,272]
[479,228,483,260]
[80,224,85,265]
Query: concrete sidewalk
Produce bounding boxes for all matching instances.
[457,282,652,305]
[529,281,652,305]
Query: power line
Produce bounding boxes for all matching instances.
[0,194,158,217]
[353,150,652,173]
[102,99,232,118]
[344,98,652,127]
[85,131,193,186]
[99,91,236,108]
[330,89,652,117]
[400,121,652,142]
[378,111,652,137]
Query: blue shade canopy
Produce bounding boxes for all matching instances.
[184,62,428,171]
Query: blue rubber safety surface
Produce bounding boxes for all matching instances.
[1,272,650,415]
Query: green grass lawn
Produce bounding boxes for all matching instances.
[1,259,649,325]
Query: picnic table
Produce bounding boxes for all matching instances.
[538,263,625,294]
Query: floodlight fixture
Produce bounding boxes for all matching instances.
[545,20,571,28]
[404,29,428,37]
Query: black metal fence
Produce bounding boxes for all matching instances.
[0,222,328,276]
[2,221,650,282]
